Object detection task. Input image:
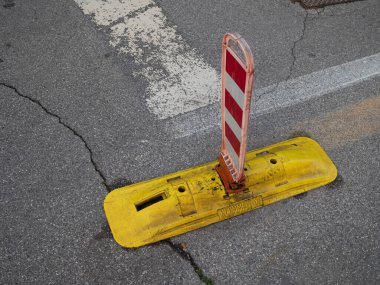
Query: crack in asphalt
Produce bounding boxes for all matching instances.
[287,12,308,81]
[165,239,214,285]
[1,82,212,283]
[256,82,280,101]
[257,11,308,101]
[2,82,215,284]
[0,82,111,192]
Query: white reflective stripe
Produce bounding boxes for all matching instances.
[225,139,240,170]
[225,109,242,143]
[225,72,245,109]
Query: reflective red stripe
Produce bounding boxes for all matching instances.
[225,122,240,156]
[225,49,246,93]
[225,89,243,128]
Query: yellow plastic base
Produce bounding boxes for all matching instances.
[104,137,337,248]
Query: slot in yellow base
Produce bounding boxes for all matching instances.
[104,137,337,248]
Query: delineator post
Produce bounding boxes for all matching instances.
[217,33,254,193]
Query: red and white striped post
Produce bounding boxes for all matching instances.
[216,33,254,193]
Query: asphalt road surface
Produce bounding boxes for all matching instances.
[1,0,379,284]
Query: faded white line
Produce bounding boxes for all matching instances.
[166,53,380,138]
[74,0,219,119]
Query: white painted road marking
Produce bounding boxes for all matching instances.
[75,0,152,26]
[166,53,380,138]
[75,1,380,136]
[74,0,219,119]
